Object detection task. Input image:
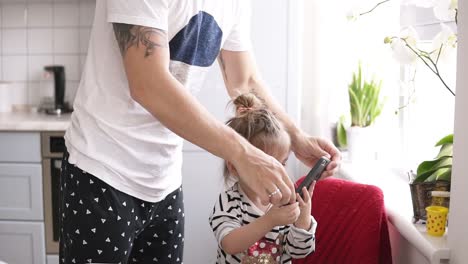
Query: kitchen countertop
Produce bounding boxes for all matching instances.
[0,111,71,132]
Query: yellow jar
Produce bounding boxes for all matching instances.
[426,206,449,237]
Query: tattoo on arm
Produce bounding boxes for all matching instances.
[113,23,168,58]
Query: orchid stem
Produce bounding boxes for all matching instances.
[433,64,455,96]
[402,39,456,96]
[359,0,392,16]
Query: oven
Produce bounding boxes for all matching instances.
[42,132,65,254]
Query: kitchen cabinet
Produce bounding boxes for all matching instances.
[0,132,41,163]
[0,163,43,221]
[0,132,46,264]
[46,255,59,264]
[0,221,46,264]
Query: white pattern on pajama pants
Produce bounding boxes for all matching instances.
[59,152,185,264]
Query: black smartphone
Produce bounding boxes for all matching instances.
[296,157,330,198]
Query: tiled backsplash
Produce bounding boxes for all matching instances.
[0,0,95,107]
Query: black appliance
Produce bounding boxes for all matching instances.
[44,66,72,115]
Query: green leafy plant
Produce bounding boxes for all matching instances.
[336,115,348,149]
[349,64,385,127]
[414,134,453,183]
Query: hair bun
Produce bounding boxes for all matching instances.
[233,93,263,116]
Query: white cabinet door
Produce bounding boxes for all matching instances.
[0,133,41,163]
[46,255,59,264]
[0,163,43,221]
[0,221,46,264]
[182,152,224,264]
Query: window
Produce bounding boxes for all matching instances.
[301,1,458,172]
[399,5,457,169]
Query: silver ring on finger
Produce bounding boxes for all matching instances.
[268,188,281,198]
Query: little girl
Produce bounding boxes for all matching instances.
[209,93,317,264]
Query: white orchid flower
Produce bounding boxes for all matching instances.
[346,8,360,22]
[431,23,457,61]
[391,39,418,64]
[387,27,420,65]
[433,0,458,21]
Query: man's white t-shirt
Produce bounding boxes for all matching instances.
[65,0,251,202]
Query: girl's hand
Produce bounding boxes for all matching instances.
[264,202,300,227]
[294,181,316,230]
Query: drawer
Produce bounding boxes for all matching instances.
[0,163,43,221]
[0,221,46,264]
[46,255,59,264]
[0,132,41,163]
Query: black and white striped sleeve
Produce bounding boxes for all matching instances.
[284,215,317,258]
[208,191,243,246]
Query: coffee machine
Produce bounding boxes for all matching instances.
[40,66,72,115]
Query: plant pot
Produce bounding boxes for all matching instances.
[346,126,376,163]
[409,180,450,222]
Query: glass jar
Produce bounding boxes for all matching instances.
[431,191,450,207]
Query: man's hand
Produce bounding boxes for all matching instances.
[291,132,341,179]
[232,144,296,205]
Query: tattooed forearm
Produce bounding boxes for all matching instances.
[113,23,168,58]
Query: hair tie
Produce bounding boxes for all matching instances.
[237,106,253,114]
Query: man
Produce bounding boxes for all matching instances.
[60,0,340,263]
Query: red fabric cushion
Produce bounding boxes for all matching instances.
[292,177,392,264]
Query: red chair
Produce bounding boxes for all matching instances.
[293,177,392,264]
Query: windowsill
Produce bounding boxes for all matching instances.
[337,160,450,263]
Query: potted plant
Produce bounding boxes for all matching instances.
[346,64,385,162]
[410,134,452,221]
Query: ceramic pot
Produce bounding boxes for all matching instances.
[346,126,376,163]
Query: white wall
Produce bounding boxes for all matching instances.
[447,0,468,262]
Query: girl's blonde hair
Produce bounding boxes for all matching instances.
[224,93,290,179]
